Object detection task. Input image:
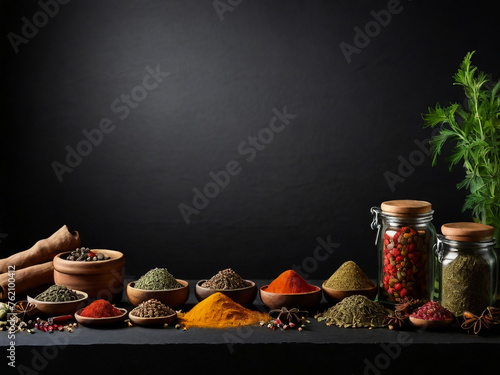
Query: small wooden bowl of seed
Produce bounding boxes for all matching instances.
[129,299,177,326]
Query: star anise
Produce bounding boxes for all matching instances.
[269,307,307,326]
[394,297,427,316]
[12,300,37,321]
[385,311,409,330]
[461,307,500,335]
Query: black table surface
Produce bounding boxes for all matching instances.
[5,280,500,374]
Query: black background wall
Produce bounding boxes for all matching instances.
[1,0,494,281]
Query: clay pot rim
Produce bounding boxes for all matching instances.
[53,249,125,274]
[55,249,124,263]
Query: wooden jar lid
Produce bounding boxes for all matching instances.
[441,222,494,242]
[380,200,432,215]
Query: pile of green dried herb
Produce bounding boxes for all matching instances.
[35,285,83,302]
[201,268,250,289]
[134,268,182,290]
[441,253,490,316]
[317,295,390,328]
[324,261,374,290]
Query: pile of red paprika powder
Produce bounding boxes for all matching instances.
[266,270,318,293]
[80,299,123,318]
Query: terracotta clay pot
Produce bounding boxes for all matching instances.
[53,250,125,302]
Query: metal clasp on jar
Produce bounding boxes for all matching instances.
[370,207,382,245]
[434,234,445,262]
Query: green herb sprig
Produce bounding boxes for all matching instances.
[423,51,500,245]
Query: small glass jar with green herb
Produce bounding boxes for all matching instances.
[435,222,497,316]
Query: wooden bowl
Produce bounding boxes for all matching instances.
[74,307,128,326]
[53,249,125,302]
[129,311,177,326]
[259,285,322,311]
[126,279,189,308]
[195,280,257,307]
[27,290,88,317]
[321,281,377,304]
[409,316,453,330]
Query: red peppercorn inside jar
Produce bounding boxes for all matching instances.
[371,200,436,305]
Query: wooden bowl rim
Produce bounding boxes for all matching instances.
[321,280,377,293]
[127,279,189,291]
[260,285,321,296]
[196,279,256,292]
[27,290,89,305]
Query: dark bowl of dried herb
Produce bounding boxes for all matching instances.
[127,279,189,309]
[27,285,88,317]
[195,280,257,307]
[195,268,257,307]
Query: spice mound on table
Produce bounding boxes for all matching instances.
[79,299,123,318]
[179,292,269,328]
[317,294,390,328]
[201,268,251,289]
[131,299,175,318]
[325,261,374,290]
[134,268,182,290]
[35,285,83,302]
[266,270,318,293]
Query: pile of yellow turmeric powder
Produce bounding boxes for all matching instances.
[179,292,269,328]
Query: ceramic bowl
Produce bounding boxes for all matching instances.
[409,316,454,330]
[53,249,125,302]
[129,310,177,326]
[27,290,88,317]
[195,280,257,307]
[126,279,189,308]
[321,281,377,304]
[259,285,322,311]
[74,307,128,326]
